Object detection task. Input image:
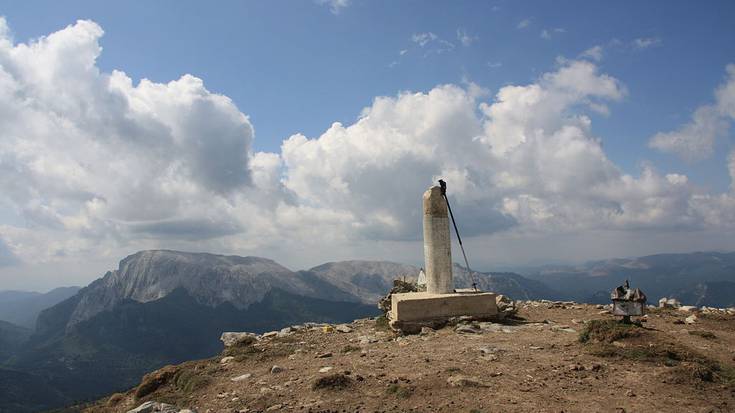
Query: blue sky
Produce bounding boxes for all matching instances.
[3,0,733,188]
[1,1,735,290]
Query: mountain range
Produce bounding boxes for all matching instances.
[1,249,734,412]
[520,251,735,307]
[0,286,80,328]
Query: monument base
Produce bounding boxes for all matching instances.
[389,291,498,334]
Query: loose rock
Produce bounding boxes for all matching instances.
[220,332,257,347]
[231,373,252,382]
[271,365,284,374]
[447,375,490,387]
[335,324,353,333]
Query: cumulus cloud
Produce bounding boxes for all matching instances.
[1,18,734,287]
[580,45,603,61]
[0,19,254,262]
[517,19,531,29]
[649,64,735,161]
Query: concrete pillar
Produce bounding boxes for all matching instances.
[423,185,453,294]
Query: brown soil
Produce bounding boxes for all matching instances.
[86,303,735,413]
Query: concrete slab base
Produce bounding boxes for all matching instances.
[389,291,498,334]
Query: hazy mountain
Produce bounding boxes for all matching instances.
[673,281,735,308]
[302,260,421,303]
[0,368,68,413]
[66,250,324,327]
[521,251,735,305]
[6,251,386,409]
[0,319,30,362]
[0,286,80,328]
[0,249,606,411]
[453,264,561,300]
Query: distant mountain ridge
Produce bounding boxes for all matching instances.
[67,250,318,327]
[4,249,732,412]
[521,251,735,306]
[0,286,80,328]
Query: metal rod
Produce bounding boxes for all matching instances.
[438,180,477,291]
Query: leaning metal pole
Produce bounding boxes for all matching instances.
[438,179,478,291]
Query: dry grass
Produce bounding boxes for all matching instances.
[134,365,178,399]
[312,373,353,390]
[688,330,717,339]
[386,384,414,398]
[578,319,642,343]
[374,315,391,332]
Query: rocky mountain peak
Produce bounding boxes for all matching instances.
[67,250,308,327]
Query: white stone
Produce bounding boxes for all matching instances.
[335,324,352,333]
[678,306,698,313]
[231,373,252,382]
[666,298,681,308]
[220,332,257,347]
[318,366,333,373]
[423,185,453,294]
[127,402,159,413]
[220,356,235,364]
[685,314,697,324]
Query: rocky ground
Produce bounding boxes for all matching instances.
[85,301,735,413]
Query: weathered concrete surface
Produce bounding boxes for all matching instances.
[423,186,453,294]
[389,292,498,323]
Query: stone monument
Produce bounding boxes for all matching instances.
[389,183,498,333]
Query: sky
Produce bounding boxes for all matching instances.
[0,0,734,291]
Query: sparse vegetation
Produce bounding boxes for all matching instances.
[341,344,361,353]
[106,393,124,407]
[134,365,177,399]
[688,330,717,339]
[312,373,353,390]
[374,315,391,332]
[173,369,211,394]
[386,384,414,398]
[578,319,642,343]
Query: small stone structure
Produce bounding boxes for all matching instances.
[389,184,497,333]
[610,280,647,323]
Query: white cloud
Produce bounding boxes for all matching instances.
[649,64,735,161]
[487,62,502,69]
[540,28,565,40]
[410,32,454,56]
[580,45,603,61]
[0,19,255,262]
[315,0,350,14]
[411,32,437,47]
[1,18,735,288]
[456,28,478,47]
[633,37,661,49]
[517,19,531,29]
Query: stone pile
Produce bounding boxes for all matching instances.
[658,297,682,308]
[221,321,363,347]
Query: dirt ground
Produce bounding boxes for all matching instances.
[90,302,735,413]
